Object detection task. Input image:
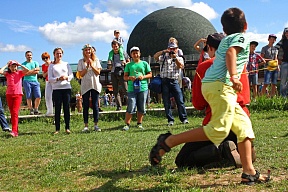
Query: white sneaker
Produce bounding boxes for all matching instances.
[167,121,174,126]
[82,127,89,132]
[122,125,129,131]
[94,126,101,132]
[45,113,54,117]
[182,119,189,124]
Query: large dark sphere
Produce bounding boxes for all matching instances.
[127,7,217,58]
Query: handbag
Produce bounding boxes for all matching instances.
[148,74,162,93]
[148,53,166,93]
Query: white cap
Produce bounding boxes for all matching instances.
[130,46,140,53]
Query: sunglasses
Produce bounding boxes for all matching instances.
[42,57,49,60]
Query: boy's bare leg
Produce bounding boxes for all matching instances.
[238,138,267,181]
[125,113,133,125]
[137,112,144,124]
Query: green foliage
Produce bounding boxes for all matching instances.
[70,78,81,96]
[248,96,288,112]
[0,85,7,107]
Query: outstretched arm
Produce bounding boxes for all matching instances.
[0,63,9,74]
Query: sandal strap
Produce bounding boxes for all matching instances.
[241,170,260,182]
[157,132,172,152]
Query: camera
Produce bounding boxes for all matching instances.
[169,51,175,55]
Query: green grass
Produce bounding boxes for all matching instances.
[0,110,287,191]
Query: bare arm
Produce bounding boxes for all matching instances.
[138,71,152,80]
[226,46,242,92]
[19,64,30,74]
[154,50,168,61]
[193,38,206,53]
[25,67,40,76]
[0,63,9,74]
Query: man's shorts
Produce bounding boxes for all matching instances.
[201,81,255,145]
[23,80,41,99]
[248,74,258,85]
[264,70,278,85]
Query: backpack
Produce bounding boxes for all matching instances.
[148,74,162,93]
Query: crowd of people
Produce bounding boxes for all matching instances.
[2,6,288,185]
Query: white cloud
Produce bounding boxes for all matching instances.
[38,1,218,46]
[0,19,37,33]
[0,43,31,52]
[39,9,129,45]
[102,0,218,20]
[246,32,282,44]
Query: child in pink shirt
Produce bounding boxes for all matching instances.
[0,60,29,137]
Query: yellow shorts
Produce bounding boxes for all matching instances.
[202,81,255,145]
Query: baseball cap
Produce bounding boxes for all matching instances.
[206,33,225,49]
[8,60,20,66]
[167,42,178,48]
[268,34,277,39]
[284,28,288,33]
[82,44,92,50]
[250,41,258,46]
[130,46,140,53]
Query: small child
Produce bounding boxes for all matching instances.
[108,30,125,64]
[75,92,82,113]
[247,41,265,99]
[0,60,29,137]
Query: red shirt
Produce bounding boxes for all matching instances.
[5,70,25,95]
[192,58,250,126]
[42,63,49,81]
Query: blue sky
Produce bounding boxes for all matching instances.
[0,0,287,68]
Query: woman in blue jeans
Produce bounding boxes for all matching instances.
[77,44,102,132]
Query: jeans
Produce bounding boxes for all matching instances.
[23,80,41,99]
[6,94,22,134]
[264,70,278,85]
[82,89,99,124]
[162,78,188,122]
[126,90,148,114]
[52,89,71,131]
[280,62,288,97]
[0,97,10,130]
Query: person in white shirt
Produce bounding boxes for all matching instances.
[48,47,73,134]
[77,44,102,132]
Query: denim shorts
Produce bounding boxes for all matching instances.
[126,90,148,114]
[23,80,41,99]
[248,74,258,85]
[264,70,278,85]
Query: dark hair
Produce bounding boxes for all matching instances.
[281,27,288,40]
[221,8,246,35]
[206,33,225,49]
[111,40,119,46]
[25,51,32,55]
[7,68,12,74]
